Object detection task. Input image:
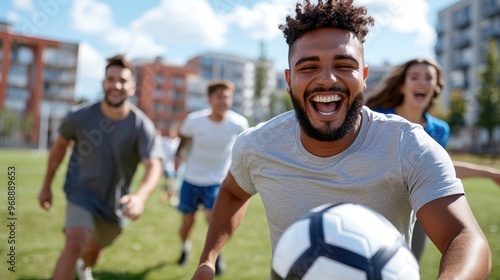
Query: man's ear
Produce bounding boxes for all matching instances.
[128,81,137,97]
[363,64,369,92]
[285,69,291,94]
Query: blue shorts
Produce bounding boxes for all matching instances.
[177,180,220,214]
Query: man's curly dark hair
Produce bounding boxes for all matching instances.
[279,0,375,46]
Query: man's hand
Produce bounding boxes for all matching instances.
[119,194,146,220]
[38,187,52,211]
[191,263,215,280]
[489,172,500,186]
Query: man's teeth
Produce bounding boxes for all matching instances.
[319,111,335,116]
[312,95,341,103]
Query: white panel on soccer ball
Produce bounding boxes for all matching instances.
[321,212,371,257]
[324,205,398,257]
[303,257,367,280]
[381,248,420,280]
[273,219,311,277]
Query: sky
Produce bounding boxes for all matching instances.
[0,0,460,101]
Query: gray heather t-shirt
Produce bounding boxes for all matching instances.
[59,102,163,227]
[230,106,464,250]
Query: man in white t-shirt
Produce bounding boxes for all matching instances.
[174,80,249,275]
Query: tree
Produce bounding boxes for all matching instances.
[254,41,271,123]
[0,108,18,137]
[268,89,293,118]
[255,41,268,100]
[477,40,500,153]
[447,90,467,134]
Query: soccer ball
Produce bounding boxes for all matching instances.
[271,203,419,280]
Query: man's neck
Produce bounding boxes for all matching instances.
[209,112,225,122]
[101,101,131,121]
[300,113,362,157]
[395,105,426,126]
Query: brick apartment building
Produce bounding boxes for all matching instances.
[134,58,196,134]
[0,21,78,148]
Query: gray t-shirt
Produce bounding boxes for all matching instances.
[231,106,464,250]
[59,102,163,227]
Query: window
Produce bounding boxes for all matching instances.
[172,105,183,114]
[171,76,185,87]
[169,90,183,100]
[156,74,164,85]
[7,64,28,87]
[10,44,33,65]
[154,89,163,98]
[43,47,77,67]
[154,103,164,112]
[453,6,471,29]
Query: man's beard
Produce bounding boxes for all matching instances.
[104,92,127,108]
[290,87,364,142]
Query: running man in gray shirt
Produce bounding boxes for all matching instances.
[38,55,163,280]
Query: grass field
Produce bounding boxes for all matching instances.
[0,149,498,280]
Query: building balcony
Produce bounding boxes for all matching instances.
[42,91,74,101]
[454,17,471,29]
[435,44,444,55]
[483,5,500,18]
[452,60,470,70]
[453,36,472,49]
[436,22,445,35]
[481,28,500,41]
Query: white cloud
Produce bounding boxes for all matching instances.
[13,0,35,13]
[75,42,106,100]
[359,0,434,45]
[68,0,167,65]
[6,11,21,23]
[129,0,226,47]
[103,28,166,59]
[228,2,284,40]
[70,0,113,34]
[77,41,105,80]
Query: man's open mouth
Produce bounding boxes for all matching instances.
[312,94,341,116]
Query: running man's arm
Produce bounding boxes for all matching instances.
[174,135,191,170]
[453,160,500,186]
[121,157,162,220]
[38,136,70,210]
[418,194,491,279]
[191,171,252,280]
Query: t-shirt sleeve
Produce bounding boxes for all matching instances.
[58,112,75,140]
[138,116,164,161]
[240,115,249,131]
[229,130,257,195]
[402,127,464,212]
[179,114,194,138]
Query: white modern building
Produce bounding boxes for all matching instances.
[186,52,277,124]
[435,0,500,150]
[436,0,500,126]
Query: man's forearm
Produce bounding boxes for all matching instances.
[135,159,162,201]
[453,160,500,179]
[42,139,69,189]
[438,231,491,279]
[198,187,251,265]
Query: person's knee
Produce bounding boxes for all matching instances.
[205,210,212,223]
[64,228,91,255]
[183,214,195,224]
